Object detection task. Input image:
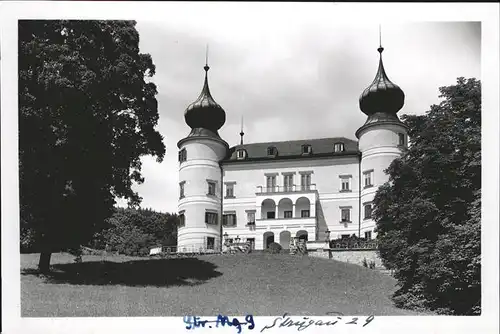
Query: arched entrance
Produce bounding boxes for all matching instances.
[296,230,308,241]
[279,231,291,250]
[263,231,275,248]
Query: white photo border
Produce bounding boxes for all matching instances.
[1,2,498,334]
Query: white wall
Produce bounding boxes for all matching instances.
[358,123,407,237]
[223,157,359,198]
[221,156,364,246]
[184,123,407,249]
[177,137,228,251]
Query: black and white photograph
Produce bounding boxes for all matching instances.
[1,2,499,334]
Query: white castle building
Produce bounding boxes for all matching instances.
[177,44,407,252]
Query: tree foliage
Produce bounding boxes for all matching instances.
[19,20,165,272]
[373,77,481,315]
[266,242,283,254]
[90,208,179,256]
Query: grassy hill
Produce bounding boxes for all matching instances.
[21,252,422,317]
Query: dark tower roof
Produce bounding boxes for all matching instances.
[184,64,226,134]
[359,46,405,116]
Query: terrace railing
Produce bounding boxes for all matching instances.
[149,244,223,256]
[256,184,317,194]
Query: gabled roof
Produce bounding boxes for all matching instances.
[223,137,360,163]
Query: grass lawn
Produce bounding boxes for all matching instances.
[21,252,422,317]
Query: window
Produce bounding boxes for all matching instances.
[301,173,312,190]
[334,143,345,152]
[363,170,373,188]
[341,208,351,222]
[266,175,276,192]
[364,203,373,220]
[340,175,351,192]
[205,212,218,225]
[223,213,237,227]
[398,133,406,147]
[225,183,234,198]
[247,238,255,249]
[283,174,294,191]
[302,144,312,155]
[207,237,215,250]
[341,178,350,191]
[236,149,246,160]
[301,210,310,218]
[267,211,276,219]
[341,234,350,239]
[247,211,256,224]
[207,181,216,196]
[284,210,293,218]
[267,146,277,156]
[179,181,185,199]
[179,212,185,227]
[365,231,372,240]
[178,148,187,162]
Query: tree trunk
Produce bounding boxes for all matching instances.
[38,251,52,274]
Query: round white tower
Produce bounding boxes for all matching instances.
[356,44,408,238]
[177,63,229,252]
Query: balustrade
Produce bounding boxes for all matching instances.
[256,184,317,194]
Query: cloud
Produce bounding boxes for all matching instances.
[122,20,480,213]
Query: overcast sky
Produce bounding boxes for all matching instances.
[115,19,480,213]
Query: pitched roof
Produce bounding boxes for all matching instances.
[223,137,360,163]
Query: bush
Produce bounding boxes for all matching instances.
[393,288,431,314]
[266,242,282,254]
[20,226,38,253]
[368,261,376,269]
[92,207,179,256]
[329,236,375,249]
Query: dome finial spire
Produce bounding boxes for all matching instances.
[378,24,384,54]
[240,115,245,145]
[204,44,210,72]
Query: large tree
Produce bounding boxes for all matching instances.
[19,20,165,273]
[373,77,481,315]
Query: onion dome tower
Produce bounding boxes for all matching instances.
[358,44,405,121]
[183,63,227,139]
[177,57,229,253]
[356,31,408,238]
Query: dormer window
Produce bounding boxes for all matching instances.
[302,144,312,155]
[267,146,277,156]
[334,143,345,153]
[236,149,246,160]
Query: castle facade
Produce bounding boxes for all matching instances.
[177,44,407,252]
